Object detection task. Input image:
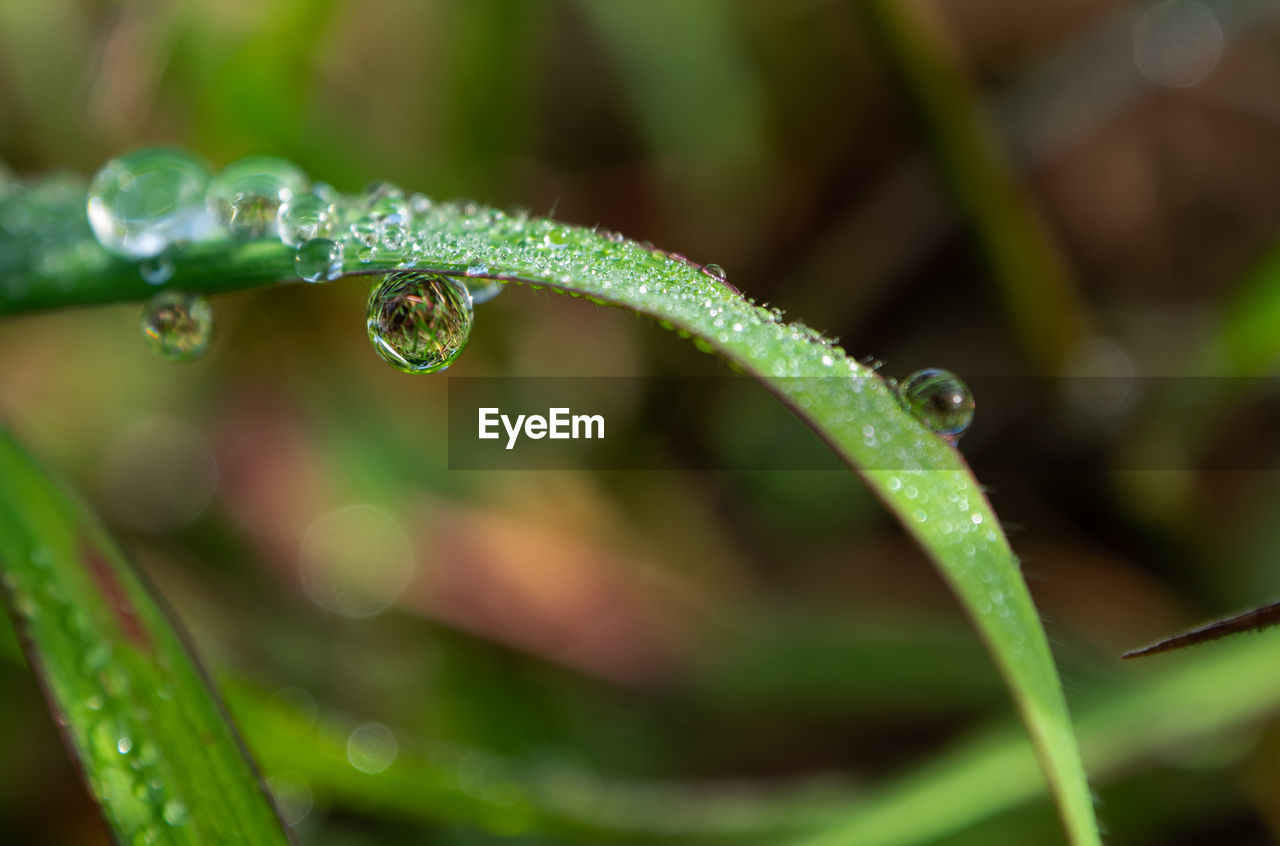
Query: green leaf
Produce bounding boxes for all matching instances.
[0,427,292,845]
[0,170,1101,845]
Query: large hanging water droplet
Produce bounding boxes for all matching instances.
[295,238,344,283]
[206,156,308,239]
[897,368,975,439]
[366,272,472,374]
[141,291,213,361]
[87,149,213,258]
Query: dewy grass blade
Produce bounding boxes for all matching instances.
[0,428,292,845]
[0,170,1101,845]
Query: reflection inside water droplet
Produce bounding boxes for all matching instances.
[207,156,308,239]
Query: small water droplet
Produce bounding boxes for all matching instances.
[897,368,975,439]
[276,192,334,247]
[350,220,377,248]
[464,277,503,305]
[704,263,727,281]
[365,181,408,221]
[139,255,173,286]
[366,272,472,374]
[207,156,308,239]
[117,736,133,755]
[409,192,432,216]
[142,291,213,361]
[87,149,213,258]
[295,238,344,283]
[379,220,407,252]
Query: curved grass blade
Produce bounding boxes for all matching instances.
[0,427,291,845]
[0,172,1100,845]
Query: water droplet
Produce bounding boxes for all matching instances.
[897,368,975,439]
[464,277,503,305]
[350,220,377,248]
[139,254,173,286]
[704,263,727,281]
[276,192,334,247]
[379,220,407,252]
[366,272,472,374]
[142,291,213,361]
[365,181,408,221]
[207,156,308,239]
[87,149,213,258]
[117,736,133,755]
[295,237,344,283]
[347,722,398,774]
[162,800,188,827]
[409,192,432,216]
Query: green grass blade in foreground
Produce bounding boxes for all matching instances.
[0,173,1100,845]
[0,428,291,845]
[790,628,1280,846]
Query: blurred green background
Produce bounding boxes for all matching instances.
[5,0,1280,843]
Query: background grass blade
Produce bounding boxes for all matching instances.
[0,427,291,845]
[858,0,1089,373]
[0,171,1101,845]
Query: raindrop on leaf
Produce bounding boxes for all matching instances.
[366,272,472,374]
[87,148,213,258]
[141,291,213,361]
[897,368,975,439]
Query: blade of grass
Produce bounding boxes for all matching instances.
[3,583,1279,845]
[789,628,1280,846]
[0,427,292,845]
[0,170,1100,845]
[859,0,1089,372]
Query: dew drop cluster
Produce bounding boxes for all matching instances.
[83,149,509,370]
